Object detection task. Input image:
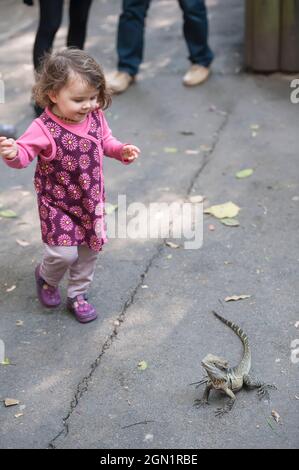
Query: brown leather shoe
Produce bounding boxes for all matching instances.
[106,71,135,94]
[183,65,210,87]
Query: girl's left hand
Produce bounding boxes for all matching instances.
[122,144,140,163]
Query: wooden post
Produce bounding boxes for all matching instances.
[245,0,280,72]
[280,0,299,72]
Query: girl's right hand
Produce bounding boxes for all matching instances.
[0,136,18,160]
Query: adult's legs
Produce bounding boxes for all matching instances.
[68,0,93,49]
[178,0,214,67]
[33,0,64,71]
[117,0,151,76]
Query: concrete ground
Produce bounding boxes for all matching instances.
[0,0,298,449]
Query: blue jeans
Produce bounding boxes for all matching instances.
[117,0,214,76]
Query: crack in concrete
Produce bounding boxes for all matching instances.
[48,242,165,449]
[48,110,230,449]
[186,111,230,196]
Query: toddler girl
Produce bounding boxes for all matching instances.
[0,48,140,323]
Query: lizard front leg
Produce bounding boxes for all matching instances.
[194,383,212,408]
[215,388,236,417]
[243,375,277,401]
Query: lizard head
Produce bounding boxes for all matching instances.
[201,354,229,385]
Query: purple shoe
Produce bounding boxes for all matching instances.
[67,294,97,323]
[35,265,61,308]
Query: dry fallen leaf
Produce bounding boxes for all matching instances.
[6,285,16,293]
[165,241,180,249]
[105,204,118,215]
[0,209,17,218]
[6,285,17,292]
[271,410,281,423]
[224,295,251,302]
[137,361,148,371]
[204,201,240,219]
[220,218,240,227]
[164,147,178,153]
[5,398,20,407]
[235,169,254,179]
[16,239,30,247]
[200,144,212,152]
[180,130,194,136]
[1,358,11,366]
[189,195,205,203]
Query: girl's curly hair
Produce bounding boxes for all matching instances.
[33,48,111,110]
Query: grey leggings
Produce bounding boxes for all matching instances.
[40,244,98,299]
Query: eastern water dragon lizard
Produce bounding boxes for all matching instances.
[193,311,276,417]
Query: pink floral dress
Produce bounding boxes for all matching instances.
[33,109,115,252]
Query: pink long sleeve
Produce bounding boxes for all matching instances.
[3,120,54,169]
[4,111,127,169]
[100,112,126,163]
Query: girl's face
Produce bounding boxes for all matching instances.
[49,73,98,122]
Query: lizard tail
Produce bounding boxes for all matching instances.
[212,311,251,375]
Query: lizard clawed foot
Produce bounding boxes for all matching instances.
[215,406,230,417]
[257,384,277,401]
[193,399,209,409]
[215,400,234,417]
